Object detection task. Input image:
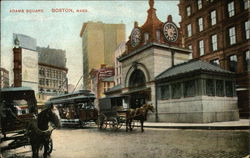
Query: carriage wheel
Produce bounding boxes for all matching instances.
[47,138,53,154]
[109,118,119,131]
[97,114,107,129]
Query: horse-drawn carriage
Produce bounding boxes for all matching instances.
[97,96,154,132]
[0,87,60,158]
[97,96,128,130]
[46,90,98,127]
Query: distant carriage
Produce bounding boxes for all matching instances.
[46,90,98,127]
[97,95,154,132]
[97,96,131,130]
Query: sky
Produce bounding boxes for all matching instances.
[1,0,180,86]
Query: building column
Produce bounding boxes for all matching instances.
[150,82,158,122]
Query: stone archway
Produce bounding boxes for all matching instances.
[128,69,146,87]
[125,62,150,88]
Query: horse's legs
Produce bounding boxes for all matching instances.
[31,144,39,158]
[129,119,132,131]
[126,119,129,132]
[140,120,144,132]
[43,139,49,158]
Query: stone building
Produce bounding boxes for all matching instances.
[80,21,125,89]
[0,68,9,88]
[89,64,115,99]
[117,0,190,121]
[178,0,249,117]
[105,0,240,123]
[156,59,239,123]
[37,46,68,103]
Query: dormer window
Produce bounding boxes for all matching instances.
[144,32,149,44]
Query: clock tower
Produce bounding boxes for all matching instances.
[125,0,182,55]
[117,0,191,121]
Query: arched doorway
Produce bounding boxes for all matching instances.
[129,69,146,87]
[128,69,150,109]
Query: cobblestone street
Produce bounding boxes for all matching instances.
[2,127,249,158]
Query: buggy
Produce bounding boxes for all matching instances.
[97,96,132,130]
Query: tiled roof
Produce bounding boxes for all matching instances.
[156,59,233,80]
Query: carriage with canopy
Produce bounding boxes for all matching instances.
[97,95,131,130]
[97,95,154,132]
[0,87,56,154]
[46,90,98,127]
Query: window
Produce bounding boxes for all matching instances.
[216,80,224,96]
[210,59,220,66]
[187,24,192,37]
[188,45,193,59]
[228,1,235,17]
[160,85,170,99]
[243,50,250,71]
[206,79,215,96]
[244,0,250,9]
[245,20,250,39]
[184,80,195,97]
[156,30,161,42]
[228,27,236,45]
[225,81,233,97]
[198,0,202,10]
[46,79,49,86]
[198,17,204,32]
[199,40,205,56]
[210,10,216,25]
[172,83,181,99]
[211,34,218,51]
[144,32,149,44]
[186,6,191,16]
[229,55,237,72]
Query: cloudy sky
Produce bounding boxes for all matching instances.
[1,0,180,86]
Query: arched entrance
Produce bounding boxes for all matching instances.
[129,69,146,87]
[127,68,151,109]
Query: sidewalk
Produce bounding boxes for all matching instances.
[144,119,250,130]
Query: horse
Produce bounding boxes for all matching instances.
[126,104,154,132]
[27,104,61,158]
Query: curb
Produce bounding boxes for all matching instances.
[143,125,250,130]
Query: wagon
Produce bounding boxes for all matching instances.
[0,87,53,154]
[97,96,133,130]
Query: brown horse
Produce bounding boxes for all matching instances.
[126,104,154,132]
[27,105,61,158]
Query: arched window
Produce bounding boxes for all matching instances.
[129,69,146,87]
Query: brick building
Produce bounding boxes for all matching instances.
[89,64,115,99]
[179,0,250,117]
[0,68,9,88]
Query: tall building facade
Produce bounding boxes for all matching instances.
[0,68,9,88]
[114,41,126,86]
[37,46,68,104]
[80,21,125,89]
[13,34,39,94]
[179,0,250,118]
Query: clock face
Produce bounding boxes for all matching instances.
[163,22,178,42]
[130,28,141,47]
